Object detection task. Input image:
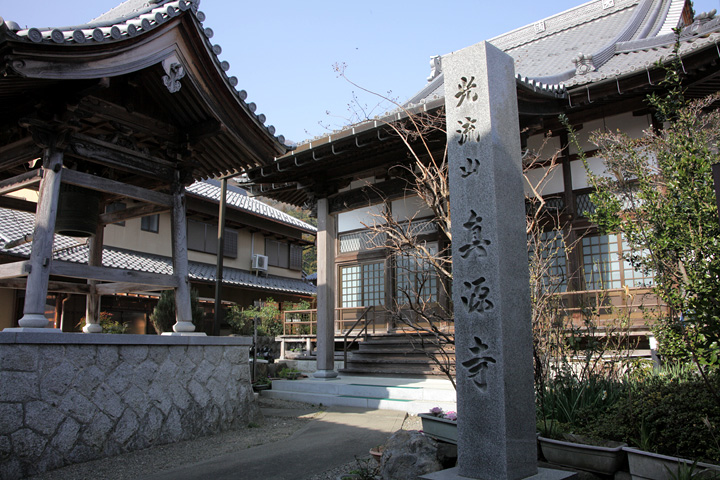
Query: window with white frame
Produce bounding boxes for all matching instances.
[582,233,654,290]
[395,242,439,304]
[528,230,569,293]
[340,261,385,307]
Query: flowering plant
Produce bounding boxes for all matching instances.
[427,407,457,422]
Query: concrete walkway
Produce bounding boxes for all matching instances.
[142,405,406,480]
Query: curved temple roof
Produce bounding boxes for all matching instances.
[0,0,290,180]
[410,0,709,104]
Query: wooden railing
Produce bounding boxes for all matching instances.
[547,287,667,332]
[282,309,317,335]
[281,288,666,338]
[342,306,376,368]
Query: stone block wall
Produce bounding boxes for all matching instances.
[0,332,257,479]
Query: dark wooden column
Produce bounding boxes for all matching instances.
[83,219,105,333]
[313,197,338,378]
[170,179,195,333]
[18,147,64,328]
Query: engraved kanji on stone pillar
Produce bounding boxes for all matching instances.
[443,41,537,480]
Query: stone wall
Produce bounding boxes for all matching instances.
[0,331,258,479]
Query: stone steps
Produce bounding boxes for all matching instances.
[261,375,456,414]
[343,333,454,377]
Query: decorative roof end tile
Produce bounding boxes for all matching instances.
[573,52,596,75]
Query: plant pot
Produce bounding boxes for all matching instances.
[538,436,627,475]
[624,447,720,480]
[419,414,457,445]
[252,383,271,392]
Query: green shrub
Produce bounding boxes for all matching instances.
[225,304,254,335]
[225,298,282,336]
[575,370,720,463]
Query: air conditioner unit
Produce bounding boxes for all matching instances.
[251,254,268,272]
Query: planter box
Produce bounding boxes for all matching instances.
[624,447,720,480]
[419,414,457,445]
[538,436,627,475]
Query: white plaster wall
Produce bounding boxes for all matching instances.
[523,165,565,197]
[391,196,433,221]
[526,133,561,154]
[571,156,610,190]
[337,204,385,233]
[568,112,652,155]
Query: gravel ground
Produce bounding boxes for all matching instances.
[28,398,420,480]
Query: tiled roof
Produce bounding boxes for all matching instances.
[0,208,316,297]
[186,180,316,234]
[2,0,288,148]
[405,0,714,104]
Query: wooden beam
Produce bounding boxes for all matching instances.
[69,134,176,180]
[99,203,170,225]
[0,196,36,214]
[50,261,179,288]
[94,282,168,295]
[0,136,42,171]
[0,277,91,294]
[0,261,31,280]
[62,169,173,207]
[0,169,43,196]
[77,97,180,141]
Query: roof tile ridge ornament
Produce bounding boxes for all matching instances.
[572,52,597,75]
[162,57,185,93]
[427,55,442,82]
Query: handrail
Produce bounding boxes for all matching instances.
[343,305,375,368]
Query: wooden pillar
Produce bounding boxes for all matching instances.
[83,221,104,333]
[213,177,228,336]
[560,131,583,293]
[18,148,64,329]
[313,197,338,378]
[170,182,195,333]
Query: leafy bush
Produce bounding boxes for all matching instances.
[78,311,126,334]
[567,369,720,463]
[226,298,312,336]
[225,298,281,336]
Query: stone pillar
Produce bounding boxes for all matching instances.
[313,197,338,378]
[18,148,64,329]
[444,42,536,479]
[83,220,104,333]
[170,183,196,334]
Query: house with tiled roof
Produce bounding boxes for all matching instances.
[0,178,316,333]
[0,0,315,334]
[240,0,719,377]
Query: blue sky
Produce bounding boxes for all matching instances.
[3,0,718,144]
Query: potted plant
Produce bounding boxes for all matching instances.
[419,407,457,444]
[538,433,627,476]
[624,447,720,480]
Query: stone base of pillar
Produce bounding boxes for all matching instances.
[17,314,52,328]
[161,332,208,336]
[82,323,103,334]
[420,467,578,480]
[2,327,62,333]
[312,369,339,379]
